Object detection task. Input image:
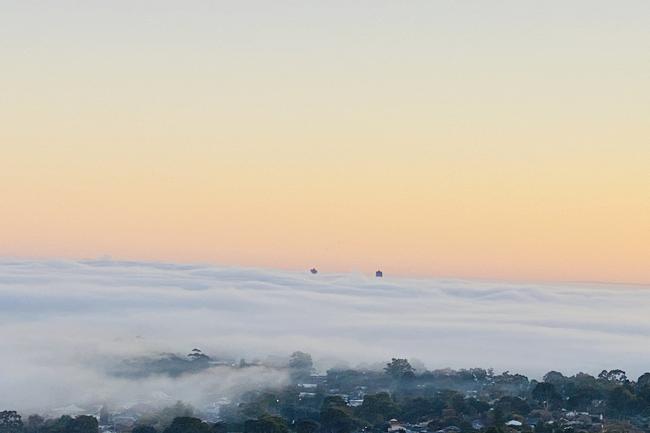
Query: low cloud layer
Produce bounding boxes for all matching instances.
[1,259,649,413]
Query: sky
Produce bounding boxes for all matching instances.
[1,1,649,283]
[2,259,650,412]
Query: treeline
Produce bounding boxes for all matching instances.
[217,360,650,433]
[0,412,224,433]
[2,358,650,433]
[0,413,98,433]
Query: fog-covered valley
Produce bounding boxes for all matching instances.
[1,259,649,413]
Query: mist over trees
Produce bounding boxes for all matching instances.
[3,353,650,433]
[217,359,650,433]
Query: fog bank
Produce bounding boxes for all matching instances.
[1,259,649,412]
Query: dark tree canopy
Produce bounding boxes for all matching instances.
[543,371,566,382]
[6,361,650,433]
[212,421,228,433]
[599,369,628,385]
[24,415,44,433]
[295,419,320,433]
[132,426,158,433]
[289,352,314,371]
[320,395,360,433]
[163,417,212,433]
[320,408,359,433]
[66,416,98,433]
[607,387,636,416]
[384,358,415,379]
[532,382,561,406]
[244,415,288,433]
[354,392,399,425]
[0,411,23,433]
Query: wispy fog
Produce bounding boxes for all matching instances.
[1,259,649,413]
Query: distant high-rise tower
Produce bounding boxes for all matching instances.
[376,269,383,278]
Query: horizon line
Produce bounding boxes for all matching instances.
[1,254,648,288]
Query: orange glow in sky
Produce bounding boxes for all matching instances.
[1,1,648,283]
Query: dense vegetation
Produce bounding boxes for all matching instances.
[2,354,650,433]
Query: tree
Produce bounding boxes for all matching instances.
[212,422,228,433]
[259,415,288,433]
[494,396,531,417]
[164,417,212,433]
[492,371,530,397]
[603,421,645,433]
[354,392,399,425]
[240,392,283,419]
[67,416,98,433]
[566,384,601,411]
[320,396,360,433]
[188,349,212,362]
[607,387,636,417]
[467,398,490,415]
[32,416,98,433]
[400,397,446,422]
[543,371,567,394]
[532,382,561,409]
[289,351,314,381]
[137,401,195,431]
[320,408,359,433]
[322,396,348,410]
[449,392,468,414]
[636,373,650,389]
[384,358,415,379]
[133,426,159,433]
[543,371,566,385]
[24,415,44,433]
[244,416,288,433]
[0,411,22,433]
[636,373,650,405]
[40,415,73,433]
[289,352,314,371]
[599,370,628,385]
[295,419,320,433]
[490,406,505,429]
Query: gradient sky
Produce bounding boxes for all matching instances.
[1,1,648,283]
